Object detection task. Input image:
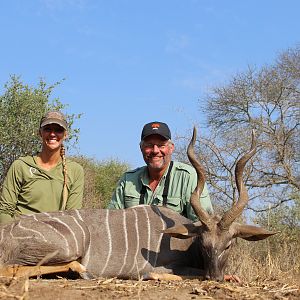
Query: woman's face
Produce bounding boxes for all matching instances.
[40,124,67,152]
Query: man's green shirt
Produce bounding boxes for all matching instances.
[0,156,84,224]
[108,161,213,221]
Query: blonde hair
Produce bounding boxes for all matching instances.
[60,144,68,210]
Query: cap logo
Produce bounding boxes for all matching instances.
[151,123,160,130]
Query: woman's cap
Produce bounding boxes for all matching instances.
[141,121,171,141]
[40,111,68,130]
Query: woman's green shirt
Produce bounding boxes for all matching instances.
[0,156,84,224]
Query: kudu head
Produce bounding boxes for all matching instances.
[163,127,276,281]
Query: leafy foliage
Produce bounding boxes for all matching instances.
[72,156,129,208]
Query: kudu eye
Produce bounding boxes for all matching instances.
[225,241,232,250]
[218,242,232,259]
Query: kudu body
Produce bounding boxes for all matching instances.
[0,128,275,280]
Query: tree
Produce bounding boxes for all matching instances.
[72,156,129,208]
[0,75,81,187]
[175,45,299,214]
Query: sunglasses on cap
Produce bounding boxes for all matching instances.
[42,125,65,133]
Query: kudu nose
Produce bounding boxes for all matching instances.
[206,259,224,282]
[205,273,224,282]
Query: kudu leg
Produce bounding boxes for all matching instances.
[144,272,241,282]
[0,261,86,278]
[143,272,205,281]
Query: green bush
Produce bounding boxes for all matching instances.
[71,156,129,208]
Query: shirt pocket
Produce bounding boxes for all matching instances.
[165,197,183,213]
[124,193,140,208]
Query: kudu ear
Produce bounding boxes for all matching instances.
[231,223,278,241]
[160,223,202,239]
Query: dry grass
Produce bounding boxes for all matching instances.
[227,232,300,285]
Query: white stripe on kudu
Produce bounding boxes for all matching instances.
[128,208,140,275]
[39,214,71,257]
[117,209,128,277]
[153,206,166,268]
[52,216,79,255]
[100,209,112,276]
[74,209,84,222]
[141,205,151,271]
[69,215,87,247]
[15,221,48,243]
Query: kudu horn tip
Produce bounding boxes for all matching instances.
[192,126,197,138]
[187,126,197,159]
[249,129,257,155]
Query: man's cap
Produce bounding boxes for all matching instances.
[141,121,171,141]
[40,111,68,130]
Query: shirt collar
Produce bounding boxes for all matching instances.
[140,162,172,186]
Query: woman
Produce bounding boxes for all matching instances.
[0,111,84,224]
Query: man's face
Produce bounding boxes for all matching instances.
[140,134,174,171]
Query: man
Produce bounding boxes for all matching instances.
[108,121,213,221]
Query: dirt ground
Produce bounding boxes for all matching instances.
[0,276,299,300]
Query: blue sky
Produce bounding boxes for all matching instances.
[0,0,299,168]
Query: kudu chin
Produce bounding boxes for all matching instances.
[0,127,276,281]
